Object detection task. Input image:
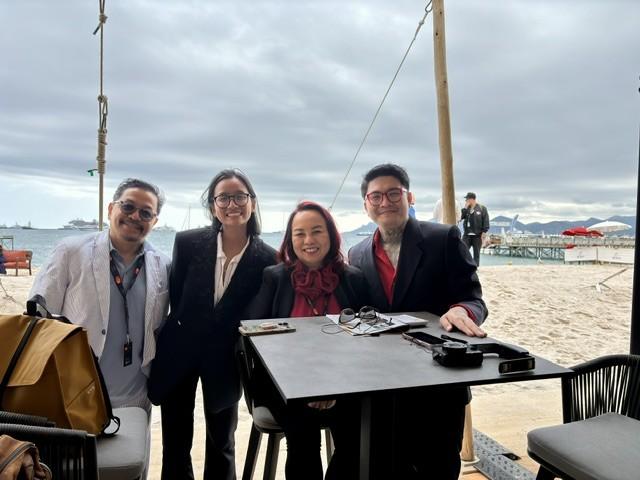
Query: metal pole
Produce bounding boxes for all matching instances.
[432,0,456,226]
[630,80,640,354]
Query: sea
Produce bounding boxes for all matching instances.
[0,228,555,268]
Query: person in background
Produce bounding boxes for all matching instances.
[0,244,6,274]
[30,178,171,478]
[460,192,490,266]
[148,169,276,480]
[349,164,487,480]
[433,197,462,224]
[246,201,368,480]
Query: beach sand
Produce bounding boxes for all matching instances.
[0,263,633,478]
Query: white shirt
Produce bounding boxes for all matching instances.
[214,231,250,306]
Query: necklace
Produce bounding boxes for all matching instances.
[302,294,329,316]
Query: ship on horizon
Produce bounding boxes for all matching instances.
[60,219,108,231]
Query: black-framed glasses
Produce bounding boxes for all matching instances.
[114,201,157,222]
[365,188,407,206]
[338,306,379,325]
[212,192,253,208]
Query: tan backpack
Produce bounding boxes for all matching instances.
[0,308,118,436]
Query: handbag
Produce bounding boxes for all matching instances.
[0,297,119,436]
[0,435,52,480]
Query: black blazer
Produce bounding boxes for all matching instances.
[148,227,277,409]
[349,217,487,405]
[245,263,370,320]
[348,217,488,323]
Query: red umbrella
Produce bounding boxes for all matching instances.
[562,226,603,237]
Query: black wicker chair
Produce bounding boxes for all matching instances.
[237,342,333,480]
[0,415,98,480]
[527,354,640,480]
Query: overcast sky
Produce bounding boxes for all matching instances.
[1,0,638,232]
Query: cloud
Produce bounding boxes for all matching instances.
[1,0,638,230]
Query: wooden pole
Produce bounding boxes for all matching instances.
[432,0,457,226]
[432,0,476,464]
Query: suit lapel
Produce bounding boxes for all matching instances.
[216,237,260,313]
[277,273,295,318]
[93,230,111,331]
[189,229,217,312]
[144,250,160,328]
[335,281,351,310]
[359,235,389,310]
[392,218,423,309]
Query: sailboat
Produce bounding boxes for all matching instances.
[180,205,192,231]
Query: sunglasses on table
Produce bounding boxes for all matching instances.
[338,306,380,326]
[114,201,157,222]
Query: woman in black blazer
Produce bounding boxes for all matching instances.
[247,201,369,480]
[148,169,276,480]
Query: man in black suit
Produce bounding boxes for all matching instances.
[461,191,490,266]
[349,163,488,479]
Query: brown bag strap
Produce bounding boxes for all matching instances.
[0,435,52,480]
[0,317,39,408]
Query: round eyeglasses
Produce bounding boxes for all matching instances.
[365,188,407,206]
[212,192,253,208]
[114,201,157,222]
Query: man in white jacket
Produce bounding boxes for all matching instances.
[30,178,170,411]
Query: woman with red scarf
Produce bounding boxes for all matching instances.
[246,201,368,480]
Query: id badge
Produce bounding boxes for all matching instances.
[123,339,133,367]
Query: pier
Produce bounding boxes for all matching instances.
[483,235,635,262]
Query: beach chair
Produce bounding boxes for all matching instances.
[237,345,333,480]
[96,406,149,480]
[527,354,640,480]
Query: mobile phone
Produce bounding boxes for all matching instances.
[402,331,445,348]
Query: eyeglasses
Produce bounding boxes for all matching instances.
[212,192,253,208]
[338,306,379,325]
[365,188,407,206]
[114,201,157,222]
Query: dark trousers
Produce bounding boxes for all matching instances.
[271,399,359,480]
[160,372,238,480]
[370,390,466,480]
[463,234,482,266]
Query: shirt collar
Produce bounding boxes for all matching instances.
[109,238,147,262]
[216,231,251,261]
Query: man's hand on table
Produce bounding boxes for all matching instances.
[440,306,486,337]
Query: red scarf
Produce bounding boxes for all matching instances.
[290,262,341,316]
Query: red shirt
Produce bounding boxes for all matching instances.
[372,230,396,305]
[372,229,477,322]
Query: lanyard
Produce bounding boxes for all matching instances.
[109,254,145,366]
[303,294,329,316]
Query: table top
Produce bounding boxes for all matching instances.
[242,312,572,403]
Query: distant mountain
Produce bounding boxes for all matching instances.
[348,222,377,235]
[488,215,636,236]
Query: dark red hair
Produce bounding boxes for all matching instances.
[279,201,344,271]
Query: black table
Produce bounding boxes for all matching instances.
[242,312,571,479]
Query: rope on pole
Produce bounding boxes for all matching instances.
[93,0,108,230]
[329,1,433,210]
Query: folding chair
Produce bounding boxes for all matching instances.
[527,354,640,480]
